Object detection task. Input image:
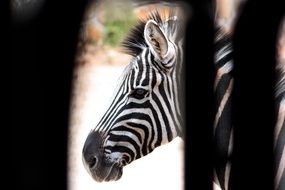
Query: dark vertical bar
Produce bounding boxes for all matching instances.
[39,1,87,189]
[185,1,215,190]
[7,0,87,189]
[9,1,48,189]
[2,0,12,187]
[231,0,284,189]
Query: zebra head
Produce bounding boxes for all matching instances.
[82,11,185,182]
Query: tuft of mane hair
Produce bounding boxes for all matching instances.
[120,9,182,57]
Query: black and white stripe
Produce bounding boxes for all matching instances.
[274,17,285,190]
[213,27,234,190]
[96,45,183,164]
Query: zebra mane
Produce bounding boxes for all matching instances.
[120,9,183,57]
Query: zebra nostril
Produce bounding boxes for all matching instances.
[88,156,97,168]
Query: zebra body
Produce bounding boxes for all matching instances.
[274,17,285,190]
[213,4,285,189]
[82,10,186,182]
[213,27,234,190]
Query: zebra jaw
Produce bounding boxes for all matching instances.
[82,131,124,182]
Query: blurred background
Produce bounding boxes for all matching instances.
[68,1,184,190]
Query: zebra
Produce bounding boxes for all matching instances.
[213,26,234,190]
[213,1,285,189]
[82,9,186,182]
[212,0,238,188]
[274,17,285,190]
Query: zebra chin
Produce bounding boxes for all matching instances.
[89,163,123,182]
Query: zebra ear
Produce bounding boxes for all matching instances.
[144,20,168,59]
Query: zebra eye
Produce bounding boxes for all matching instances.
[131,88,148,99]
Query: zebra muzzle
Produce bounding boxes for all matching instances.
[82,131,123,182]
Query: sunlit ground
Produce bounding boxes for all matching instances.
[68,45,184,190]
